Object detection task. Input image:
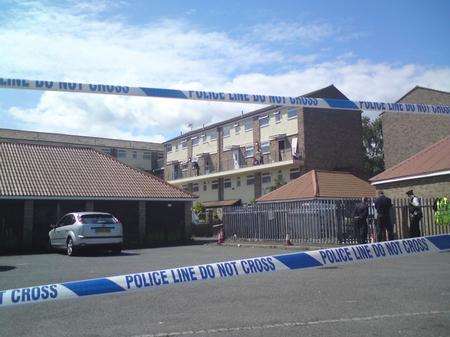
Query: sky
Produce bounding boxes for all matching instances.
[0,0,449,142]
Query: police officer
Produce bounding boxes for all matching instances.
[374,191,394,241]
[407,190,422,237]
[353,197,369,244]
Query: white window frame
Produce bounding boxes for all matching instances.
[287,108,298,120]
[211,180,219,190]
[201,134,207,143]
[245,145,254,158]
[224,178,232,189]
[259,115,269,128]
[192,183,199,192]
[244,119,252,132]
[192,137,200,147]
[261,141,270,154]
[234,123,240,134]
[246,175,255,185]
[262,172,272,184]
[223,125,231,138]
[143,151,152,160]
[274,111,281,123]
[209,131,217,141]
[117,149,127,158]
[166,144,173,153]
[181,140,188,149]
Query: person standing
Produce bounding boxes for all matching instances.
[353,197,369,244]
[407,190,422,237]
[374,191,394,241]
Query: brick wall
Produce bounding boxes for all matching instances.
[382,87,450,168]
[382,113,450,168]
[303,108,364,176]
[375,175,450,199]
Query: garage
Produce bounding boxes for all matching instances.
[0,141,195,253]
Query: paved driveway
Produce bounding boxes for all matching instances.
[1,244,449,337]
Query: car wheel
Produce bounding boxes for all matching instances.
[66,237,76,256]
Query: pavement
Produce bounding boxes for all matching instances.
[1,243,449,337]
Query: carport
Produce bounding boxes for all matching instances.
[0,142,196,253]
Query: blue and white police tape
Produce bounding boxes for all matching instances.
[1,234,449,308]
[1,77,449,115]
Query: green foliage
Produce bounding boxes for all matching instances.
[268,175,286,192]
[192,201,206,221]
[362,116,384,177]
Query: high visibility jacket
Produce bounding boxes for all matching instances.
[435,197,450,226]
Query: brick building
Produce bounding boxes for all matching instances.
[382,86,450,169]
[163,85,364,204]
[0,142,195,253]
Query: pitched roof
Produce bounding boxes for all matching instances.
[0,142,195,200]
[165,84,352,143]
[257,170,376,202]
[370,136,450,184]
[202,199,241,208]
[396,86,450,104]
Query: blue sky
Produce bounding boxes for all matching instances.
[0,0,449,142]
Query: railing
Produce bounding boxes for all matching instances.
[223,198,449,244]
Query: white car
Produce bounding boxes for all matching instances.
[49,212,123,256]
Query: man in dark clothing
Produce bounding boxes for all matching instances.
[353,197,369,244]
[407,190,422,237]
[374,191,394,241]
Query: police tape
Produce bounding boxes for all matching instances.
[1,77,449,115]
[1,234,449,308]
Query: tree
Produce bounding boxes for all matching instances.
[192,202,206,221]
[362,116,384,177]
[268,175,286,192]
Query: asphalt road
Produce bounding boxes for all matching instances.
[1,244,449,337]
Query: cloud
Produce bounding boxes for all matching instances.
[1,1,450,142]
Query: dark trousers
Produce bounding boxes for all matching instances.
[409,216,421,238]
[377,215,394,242]
[354,218,368,244]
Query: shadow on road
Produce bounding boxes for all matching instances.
[0,266,16,272]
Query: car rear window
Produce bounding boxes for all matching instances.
[80,214,117,224]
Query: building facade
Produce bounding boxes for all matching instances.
[382,86,450,169]
[163,85,364,204]
[0,128,164,175]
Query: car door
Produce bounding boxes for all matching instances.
[53,215,71,246]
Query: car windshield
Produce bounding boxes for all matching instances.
[80,214,117,224]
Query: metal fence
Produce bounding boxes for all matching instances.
[223,198,449,244]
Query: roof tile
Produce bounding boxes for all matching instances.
[0,142,195,200]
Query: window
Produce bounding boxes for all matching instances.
[287,108,297,119]
[274,111,281,123]
[211,180,219,190]
[244,119,252,132]
[157,152,164,159]
[224,178,232,188]
[192,137,200,146]
[259,115,269,128]
[175,142,179,151]
[245,145,254,158]
[143,152,152,160]
[192,183,199,192]
[166,144,172,152]
[223,125,231,138]
[290,168,301,180]
[203,182,207,191]
[181,140,187,149]
[236,177,241,187]
[102,148,112,155]
[201,134,207,143]
[261,141,270,154]
[117,149,127,158]
[209,131,217,140]
[132,151,137,159]
[262,173,271,184]
[234,123,240,134]
[246,175,255,185]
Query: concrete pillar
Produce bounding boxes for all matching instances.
[217,126,223,171]
[138,201,146,244]
[22,200,34,249]
[184,201,193,239]
[85,200,94,211]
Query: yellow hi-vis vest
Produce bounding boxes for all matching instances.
[435,197,450,226]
